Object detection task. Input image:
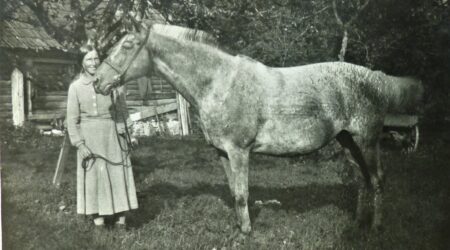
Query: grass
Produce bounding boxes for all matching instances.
[2,130,450,249]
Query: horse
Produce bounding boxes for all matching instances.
[93,22,423,234]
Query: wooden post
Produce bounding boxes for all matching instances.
[53,131,71,186]
[11,68,25,126]
[25,59,33,116]
[26,75,33,116]
[177,92,190,136]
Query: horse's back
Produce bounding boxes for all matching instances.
[250,62,391,154]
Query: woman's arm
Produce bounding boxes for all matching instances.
[66,83,84,147]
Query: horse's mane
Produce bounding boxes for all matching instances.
[151,24,218,46]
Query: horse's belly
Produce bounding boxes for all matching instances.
[252,118,336,155]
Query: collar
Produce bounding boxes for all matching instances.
[80,73,96,85]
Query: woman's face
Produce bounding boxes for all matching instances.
[82,50,100,76]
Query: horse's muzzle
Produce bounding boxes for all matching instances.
[92,78,103,94]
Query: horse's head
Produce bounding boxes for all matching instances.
[94,28,151,95]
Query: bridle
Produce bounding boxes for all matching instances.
[100,28,151,90]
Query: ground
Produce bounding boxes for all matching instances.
[1,128,450,249]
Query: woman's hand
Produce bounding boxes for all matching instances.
[78,144,92,159]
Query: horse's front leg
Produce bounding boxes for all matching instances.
[223,144,251,234]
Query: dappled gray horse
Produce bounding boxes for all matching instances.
[94,23,423,233]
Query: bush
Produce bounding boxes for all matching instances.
[0,121,61,154]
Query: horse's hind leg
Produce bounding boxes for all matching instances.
[218,150,235,197]
[372,141,383,229]
[223,143,251,234]
[336,131,383,229]
[337,131,372,224]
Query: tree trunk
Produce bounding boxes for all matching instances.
[338,29,348,62]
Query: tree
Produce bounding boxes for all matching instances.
[332,0,370,62]
[4,0,449,119]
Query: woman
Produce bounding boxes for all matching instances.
[66,43,138,228]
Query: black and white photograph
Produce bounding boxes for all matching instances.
[1,0,449,249]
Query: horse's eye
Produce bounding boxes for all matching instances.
[122,41,134,49]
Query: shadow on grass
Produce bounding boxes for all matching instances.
[128,181,357,229]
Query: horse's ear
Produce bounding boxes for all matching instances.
[129,14,141,33]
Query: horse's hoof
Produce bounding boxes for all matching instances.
[356,216,371,230]
[228,228,249,244]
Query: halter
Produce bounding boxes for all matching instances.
[100,28,151,89]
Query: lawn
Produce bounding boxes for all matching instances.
[2,128,450,249]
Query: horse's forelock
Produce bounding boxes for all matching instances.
[151,24,217,46]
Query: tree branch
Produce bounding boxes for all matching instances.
[333,0,371,28]
[347,0,371,26]
[332,0,344,27]
[82,0,104,16]
[22,0,57,37]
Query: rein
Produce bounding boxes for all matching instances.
[101,29,151,89]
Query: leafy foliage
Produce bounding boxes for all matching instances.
[3,0,449,120]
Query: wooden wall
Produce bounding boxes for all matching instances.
[29,76,177,123]
[32,59,75,92]
[30,91,66,120]
[0,80,12,120]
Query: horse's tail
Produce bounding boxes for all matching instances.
[380,75,424,114]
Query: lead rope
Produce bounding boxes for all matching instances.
[81,90,133,216]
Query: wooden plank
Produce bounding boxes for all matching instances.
[33,102,67,109]
[30,57,76,65]
[177,93,190,135]
[0,88,12,95]
[0,103,12,108]
[0,112,12,118]
[129,103,177,121]
[127,88,175,97]
[145,92,176,100]
[28,112,65,120]
[0,106,12,111]
[53,132,71,186]
[27,79,32,116]
[0,96,11,102]
[126,84,139,90]
[34,124,53,130]
[125,98,176,107]
[125,100,147,106]
[39,91,67,96]
[384,114,418,127]
[0,80,11,85]
[35,96,67,102]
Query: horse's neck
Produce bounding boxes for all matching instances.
[149,33,230,107]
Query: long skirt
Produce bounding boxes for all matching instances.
[77,119,138,215]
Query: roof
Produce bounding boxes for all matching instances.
[0,20,64,51]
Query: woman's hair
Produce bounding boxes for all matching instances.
[77,41,97,66]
